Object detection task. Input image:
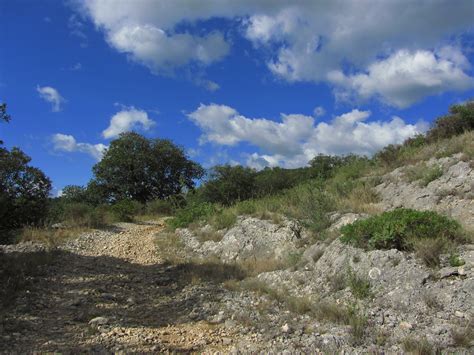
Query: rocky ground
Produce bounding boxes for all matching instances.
[1,154,473,353]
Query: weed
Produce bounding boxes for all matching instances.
[329,271,347,292]
[17,226,85,247]
[449,254,465,267]
[451,320,473,347]
[402,336,437,355]
[422,291,442,310]
[413,238,448,268]
[347,269,371,299]
[210,210,237,230]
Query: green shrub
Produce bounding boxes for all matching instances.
[210,210,237,230]
[420,165,443,187]
[145,199,176,216]
[111,199,143,222]
[167,202,215,229]
[449,254,465,267]
[426,101,474,142]
[233,200,257,215]
[340,208,463,251]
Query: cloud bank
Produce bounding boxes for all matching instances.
[188,103,427,168]
[79,0,474,106]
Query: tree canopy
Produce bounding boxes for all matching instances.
[92,132,204,203]
[0,146,52,238]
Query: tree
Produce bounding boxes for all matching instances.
[92,132,204,203]
[0,146,52,239]
[200,165,256,206]
[0,103,10,123]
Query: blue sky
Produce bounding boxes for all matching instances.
[1,0,474,195]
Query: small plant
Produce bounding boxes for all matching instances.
[422,291,442,310]
[451,320,474,347]
[111,199,143,222]
[329,271,347,292]
[167,202,215,229]
[347,304,368,345]
[402,336,437,355]
[210,210,237,230]
[413,237,448,268]
[347,269,371,299]
[420,165,443,187]
[341,208,463,251]
[449,254,465,267]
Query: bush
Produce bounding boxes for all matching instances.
[111,199,143,222]
[61,203,111,228]
[426,101,474,142]
[145,199,176,216]
[210,210,237,230]
[167,202,215,229]
[340,208,463,251]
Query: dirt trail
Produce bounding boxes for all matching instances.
[0,222,238,353]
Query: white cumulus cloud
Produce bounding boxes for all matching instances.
[188,104,427,168]
[37,85,65,112]
[52,133,107,160]
[102,107,155,139]
[78,0,474,106]
[328,47,474,108]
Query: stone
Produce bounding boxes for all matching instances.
[399,322,413,330]
[88,317,109,326]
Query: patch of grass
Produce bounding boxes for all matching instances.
[194,228,223,243]
[347,269,371,299]
[237,257,288,276]
[451,320,473,347]
[329,271,347,292]
[177,260,247,285]
[402,336,437,355]
[155,231,186,264]
[413,237,448,268]
[422,291,442,311]
[16,226,85,247]
[209,210,237,230]
[341,208,464,251]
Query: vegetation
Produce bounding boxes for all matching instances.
[92,132,204,203]
[0,146,52,243]
[340,209,463,250]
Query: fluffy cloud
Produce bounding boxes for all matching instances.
[79,0,474,105]
[329,48,474,108]
[52,133,107,160]
[102,107,155,139]
[188,104,314,156]
[37,85,65,112]
[188,104,427,168]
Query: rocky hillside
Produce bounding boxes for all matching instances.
[0,152,473,353]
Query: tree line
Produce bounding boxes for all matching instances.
[1,100,473,243]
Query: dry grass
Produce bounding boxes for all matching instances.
[402,336,436,355]
[413,237,449,268]
[335,183,381,215]
[422,291,442,311]
[155,231,187,264]
[451,318,473,347]
[17,227,87,247]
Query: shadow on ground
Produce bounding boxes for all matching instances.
[0,249,244,353]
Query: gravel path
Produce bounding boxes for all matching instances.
[0,222,239,353]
